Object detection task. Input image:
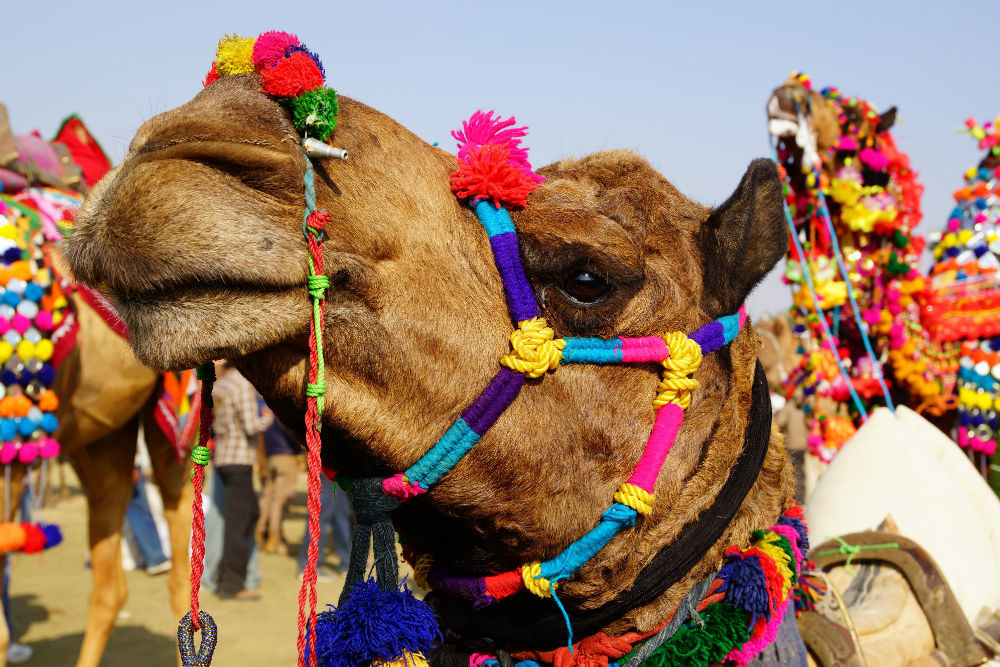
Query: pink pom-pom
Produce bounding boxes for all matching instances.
[252,30,300,70]
[38,438,59,459]
[859,147,889,171]
[0,318,9,335]
[836,136,858,152]
[34,311,53,332]
[10,314,29,334]
[451,143,541,208]
[452,111,544,185]
[0,443,15,464]
[17,442,37,464]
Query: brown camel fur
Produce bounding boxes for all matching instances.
[48,290,192,667]
[66,74,795,648]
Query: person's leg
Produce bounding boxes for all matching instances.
[200,468,226,591]
[329,485,354,570]
[297,474,334,574]
[217,465,259,597]
[256,457,275,546]
[124,470,167,568]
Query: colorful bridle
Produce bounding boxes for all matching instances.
[184,30,787,667]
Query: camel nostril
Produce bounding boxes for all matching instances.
[260,236,273,250]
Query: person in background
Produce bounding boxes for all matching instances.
[256,420,300,555]
[297,475,353,580]
[211,362,272,600]
[124,466,171,575]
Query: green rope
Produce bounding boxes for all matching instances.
[815,536,900,577]
[191,445,211,466]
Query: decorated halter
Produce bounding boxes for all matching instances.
[181,31,806,667]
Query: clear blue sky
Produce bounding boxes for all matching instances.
[6,0,999,315]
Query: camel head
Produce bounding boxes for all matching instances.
[68,48,794,650]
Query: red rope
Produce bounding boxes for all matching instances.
[189,373,214,630]
[297,219,328,667]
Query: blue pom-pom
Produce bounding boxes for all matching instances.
[717,553,772,627]
[2,291,18,307]
[40,413,58,434]
[2,248,21,264]
[40,523,62,548]
[17,418,35,437]
[22,283,43,303]
[0,419,15,441]
[36,364,54,385]
[314,578,441,667]
[0,370,16,386]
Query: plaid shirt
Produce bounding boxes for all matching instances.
[211,370,273,467]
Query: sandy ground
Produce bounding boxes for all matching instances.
[11,467,354,667]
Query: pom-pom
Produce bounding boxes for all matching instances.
[285,44,327,80]
[371,650,429,667]
[314,578,441,667]
[40,523,62,549]
[38,437,59,459]
[717,553,771,626]
[18,442,38,464]
[252,30,300,70]
[260,51,325,98]
[40,413,58,434]
[203,62,219,87]
[34,310,53,331]
[0,523,26,552]
[20,523,45,554]
[451,143,540,208]
[287,87,340,141]
[0,442,16,464]
[216,35,256,76]
[38,390,58,412]
[452,111,543,185]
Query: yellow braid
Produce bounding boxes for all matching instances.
[614,482,654,515]
[521,561,555,598]
[412,554,433,591]
[500,318,566,378]
[372,650,430,667]
[653,333,702,408]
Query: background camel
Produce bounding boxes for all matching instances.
[66,72,799,662]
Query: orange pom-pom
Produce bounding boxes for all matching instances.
[0,523,26,552]
[38,391,59,412]
[0,397,14,418]
[11,395,31,418]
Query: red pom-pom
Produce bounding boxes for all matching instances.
[450,143,540,208]
[260,51,324,98]
[20,523,45,554]
[203,61,220,87]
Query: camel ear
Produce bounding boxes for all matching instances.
[876,107,897,135]
[699,159,788,318]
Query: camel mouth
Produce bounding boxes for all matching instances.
[108,281,312,371]
[767,95,799,138]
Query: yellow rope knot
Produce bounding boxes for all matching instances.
[500,318,566,379]
[653,333,702,408]
[614,482,654,515]
[521,561,555,598]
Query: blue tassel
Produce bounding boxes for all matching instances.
[313,577,441,667]
[40,523,62,549]
[717,553,771,628]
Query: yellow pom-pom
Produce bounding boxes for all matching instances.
[0,226,16,240]
[15,340,34,362]
[0,342,11,364]
[372,650,429,667]
[216,34,256,76]
[34,339,53,362]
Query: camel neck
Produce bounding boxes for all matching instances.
[425,359,772,651]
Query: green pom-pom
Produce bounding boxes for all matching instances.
[638,602,750,667]
[286,87,339,141]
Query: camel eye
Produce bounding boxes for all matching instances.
[562,270,612,304]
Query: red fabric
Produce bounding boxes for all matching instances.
[76,283,129,340]
[52,116,112,188]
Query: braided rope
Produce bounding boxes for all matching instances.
[653,333,702,408]
[296,150,329,667]
[499,317,565,378]
[613,482,654,516]
[521,561,554,598]
[186,363,214,634]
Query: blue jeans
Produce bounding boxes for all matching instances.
[125,469,167,569]
[202,467,260,591]
[297,476,352,573]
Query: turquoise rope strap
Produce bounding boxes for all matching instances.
[404,418,480,488]
[561,337,624,364]
[537,503,637,582]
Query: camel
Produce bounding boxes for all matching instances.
[52,289,194,667]
[1,118,194,665]
[66,71,800,664]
